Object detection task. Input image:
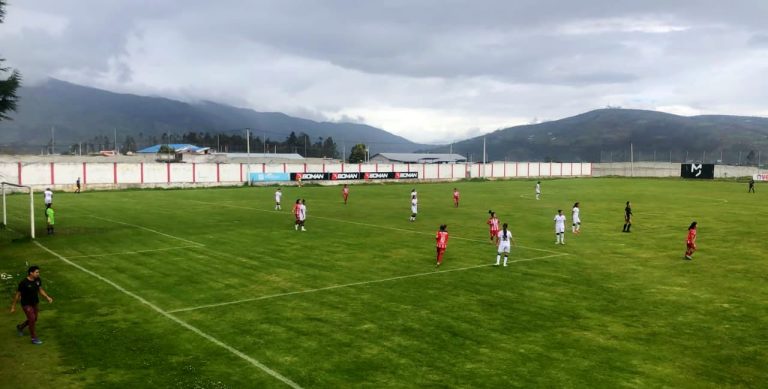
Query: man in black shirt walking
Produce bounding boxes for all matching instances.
[10,266,54,345]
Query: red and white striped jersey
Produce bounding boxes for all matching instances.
[487,217,500,231]
[436,231,449,249]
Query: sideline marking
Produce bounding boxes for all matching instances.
[86,215,205,247]
[169,253,568,313]
[33,241,303,389]
[189,200,562,255]
[66,245,201,259]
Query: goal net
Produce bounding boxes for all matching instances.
[1,182,35,239]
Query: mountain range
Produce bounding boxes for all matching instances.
[0,79,426,154]
[1,79,767,163]
[423,109,768,163]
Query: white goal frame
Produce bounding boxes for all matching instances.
[1,182,35,239]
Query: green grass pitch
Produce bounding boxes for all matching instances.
[1,178,766,388]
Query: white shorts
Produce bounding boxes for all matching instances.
[411,205,418,214]
[498,242,511,253]
[573,216,581,224]
[555,225,565,233]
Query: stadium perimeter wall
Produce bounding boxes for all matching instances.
[592,162,762,178]
[0,161,592,191]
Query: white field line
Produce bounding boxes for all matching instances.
[33,241,303,389]
[66,245,201,259]
[168,252,569,314]
[86,215,205,247]
[189,200,562,255]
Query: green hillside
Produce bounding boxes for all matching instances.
[427,109,768,163]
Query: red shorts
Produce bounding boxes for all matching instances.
[490,229,499,238]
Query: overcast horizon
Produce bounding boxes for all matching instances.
[1,1,767,144]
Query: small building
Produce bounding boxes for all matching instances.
[369,153,467,164]
[137,144,211,154]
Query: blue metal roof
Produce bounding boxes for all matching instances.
[137,144,209,153]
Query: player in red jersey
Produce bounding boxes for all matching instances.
[684,221,697,260]
[487,211,500,243]
[291,199,301,230]
[435,224,449,268]
[453,188,460,208]
[342,184,350,205]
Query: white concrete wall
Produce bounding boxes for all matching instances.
[0,161,594,191]
[592,162,762,178]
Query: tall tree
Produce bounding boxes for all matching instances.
[348,144,367,163]
[0,0,21,121]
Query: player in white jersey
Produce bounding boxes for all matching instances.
[43,188,53,209]
[572,202,581,234]
[495,223,516,266]
[298,199,307,231]
[409,189,418,222]
[274,188,283,210]
[535,181,541,200]
[554,209,566,244]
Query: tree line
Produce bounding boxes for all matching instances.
[66,131,340,159]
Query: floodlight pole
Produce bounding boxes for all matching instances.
[246,128,251,186]
[2,184,5,227]
[29,188,35,239]
[630,142,634,177]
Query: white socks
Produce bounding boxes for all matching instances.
[495,254,508,266]
[556,233,565,244]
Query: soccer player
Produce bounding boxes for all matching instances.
[298,199,307,231]
[572,202,581,234]
[453,188,460,208]
[535,181,541,200]
[292,199,301,230]
[409,189,418,222]
[554,209,566,244]
[487,211,500,243]
[749,178,755,193]
[10,266,54,345]
[435,224,449,268]
[342,184,350,205]
[274,187,283,211]
[75,177,81,194]
[495,223,516,266]
[45,206,55,235]
[43,188,53,209]
[623,201,633,232]
[684,221,698,260]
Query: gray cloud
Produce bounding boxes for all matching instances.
[1,0,767,142]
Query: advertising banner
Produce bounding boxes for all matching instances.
[291,172,328,181]
[754,173,768,181]
[290,172,419,181]
[680,164,714,179]
[249,172,290,182]
[330,172,363,180]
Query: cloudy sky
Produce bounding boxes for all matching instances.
[1,1,767,143]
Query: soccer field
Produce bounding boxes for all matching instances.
[1,178,766,388]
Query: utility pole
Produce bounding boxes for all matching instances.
[246,128,251,186]
[304,134,308,157]
[482,137,487,177]
[51,126,55,155]
[630,142,634,177]
[114,128,118,154]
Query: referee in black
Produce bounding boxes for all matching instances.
[623,201,633,233]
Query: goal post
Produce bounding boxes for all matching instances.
[1,182,35,239]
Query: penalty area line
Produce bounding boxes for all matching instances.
[33,241,303,389]
[168,252,569,314]
[86,215,205,247]
[66,245,202,259]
